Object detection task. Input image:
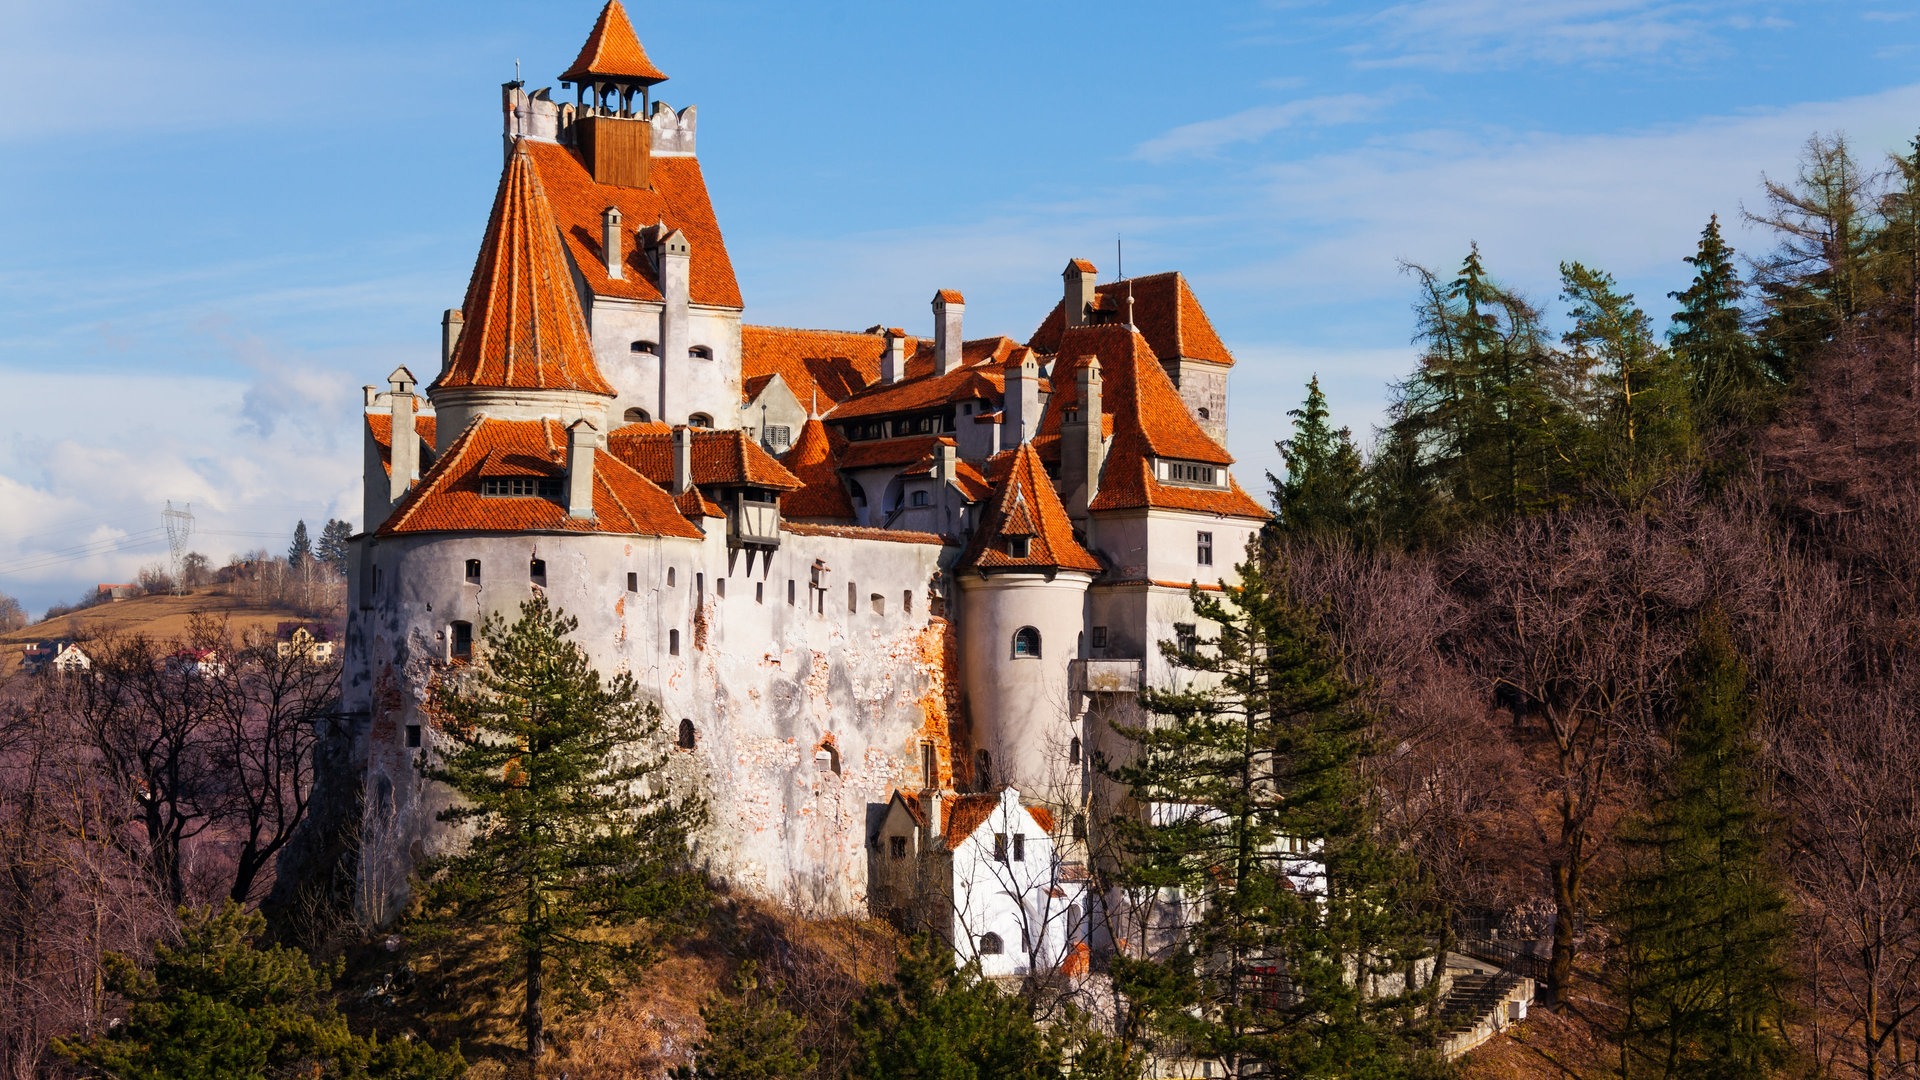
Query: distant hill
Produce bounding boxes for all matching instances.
[0,586,337,678]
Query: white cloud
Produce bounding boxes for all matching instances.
[1134,93,1397,162]
[1351,0,1740,69]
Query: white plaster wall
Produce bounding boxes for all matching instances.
[590,297,744,428]
[345,523,949,920]
[429,388,613,455]
[950,790,1085,979]
[1091,508,1261,588]
[957,573,1091,797]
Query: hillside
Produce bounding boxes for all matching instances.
[0,586,334,677]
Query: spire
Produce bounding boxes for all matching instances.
[957,443,1100,574]
[562,0,669,86]
[435,141,615,397]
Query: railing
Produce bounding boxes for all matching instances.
[1071,658,1143,693]
[1455,936,1551,984]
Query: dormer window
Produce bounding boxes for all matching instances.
[688,413,714,429]
[1007,536,1031,559]
[1161,460,1221,487]
[630,340,657,355]
[624,407,652,424]
[482,477,563,499]
[689,345,713,360]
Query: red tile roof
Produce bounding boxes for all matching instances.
[435,142,615,397]
[1028,271,1234,367]
[828,363,1005,422]
[605,426,802,491]
[366,412,438,477]
[934,289,965,305]
[958,443,1101,574]
[901,335,1018,382]
[839,434,953,471]
[525,140,742,309]
[739,326,884,408]
[381,418,702,538]
[561,0,669,85]
[779,418,857,521]
[1026,805,1057,833]
[1033,326,1266,520]
[942,794,1000,846]
[782,522,944,545]
[1067,258,1097,274]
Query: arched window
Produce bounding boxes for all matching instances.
[630,340,657,355]
[1197,407,1211,421]
[815,743,841,774]
[1069,737,1082,765]
[677,719,696,750]
[624,407,651,424]
[978,932,1003,955]
[688,413,714,429]
[689,345,714,360]
[1012,626,1041,658]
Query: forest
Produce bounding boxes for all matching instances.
[0,130,1916,1079]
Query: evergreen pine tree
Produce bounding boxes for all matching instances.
[56,904,463,1080]
[1104,551,1446,1079]
[1559,261,1693,494]
[849,936,1062,1080]
[1612,611,1794,1080]
[672,961,817,1080]
[1386,245,1585,537]
[1269,376,1364,538]
[287,520,313,568]
[1747,134,1880,382]
[414,595,707,1067]
[317,518,355,578]
[1668,215,1765,438]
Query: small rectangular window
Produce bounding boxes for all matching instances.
[788,579,796,606]
[405,724,421,748]
[625,571,637,592]
[1013,834,1026,862]
[668,567,677,587]
[670,629,681,655]
[848,582,858,613]
[870,593,885,615]
[450,621,473,660]
[922,743,938,788]
[717,577,726,598]
[697,573,705,596]
[757,582,765,604]
[465,559,481,583]
[994,833,1008,862]
[1175,622,1198,655]
[1197,531,1214,566]
[1091,626,1108,649]
[889,836,907,859]
[530,558,547,585]
[903,590,913,615]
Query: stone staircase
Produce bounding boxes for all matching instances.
[1436,956,1533,1059]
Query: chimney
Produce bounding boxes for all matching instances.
[601,206,624,279]
[672,425,693,495]
[1003,348,1040,448]
[932,290,964,376]
[1061,356,1104,525]
[566,419,598,519]
[649,226,692,422]
[362,384,379,408]
[440,309,463,375]
[920,787,944,839]
[1064,259,1097,329]
[881,328,908,385]
[387,366,419,508]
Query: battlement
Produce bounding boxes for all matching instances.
[504,84,696,158]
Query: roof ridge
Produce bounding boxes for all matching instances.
[561,0,669,85]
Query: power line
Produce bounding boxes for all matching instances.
[0,530,168,577]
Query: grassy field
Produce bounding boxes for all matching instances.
[0,586,334,677]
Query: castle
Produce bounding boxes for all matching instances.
[344,1,1269,968]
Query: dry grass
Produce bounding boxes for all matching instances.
[337,889,903,1079]
[0,586,324,675]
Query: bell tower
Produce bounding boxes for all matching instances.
[560,0,669,188]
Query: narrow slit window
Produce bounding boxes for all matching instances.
[626,571,638,592]
[1069,737,1082,765]
[670,629,681,655]
[848,582,858,613]
[668,567,677,587]
[1012,834,1026,862]
[903,590,913,614]
[677,719,695,749]
[788,579,796,606]
[717,577,726,598]
[756,582,765,604]
[870,592,885,615]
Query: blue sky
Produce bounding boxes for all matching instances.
[3,0,1919,615]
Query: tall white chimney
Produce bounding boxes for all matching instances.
[881,328,908,385]
[1003,348,1040,448]
[601,206,624,280]
[566,419,597,519]
[650,226,692,423]
[1063,259,1097,329]
[387,366,419,509]
[932,290,964,376]
[440,310,464,375]
[672,425,693,495]
[1061,356,1104,525]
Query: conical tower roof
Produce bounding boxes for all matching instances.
[778,417,857,521]
[562,0,669,85]
[435,141,615,397]
[959,442,1100,574]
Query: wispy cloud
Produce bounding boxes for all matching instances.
[1134,93,1397,162]
[1352,0,1740,70]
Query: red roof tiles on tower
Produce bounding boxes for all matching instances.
[779,418,858,521]
[561,0,669,85]
[526,141,742,309]
[1028,271,1235,367]
[435,143,615,397]
[366,412,438,477]
[739,326,886,407]
[605,426,802,491]
[958,443,1101,574]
